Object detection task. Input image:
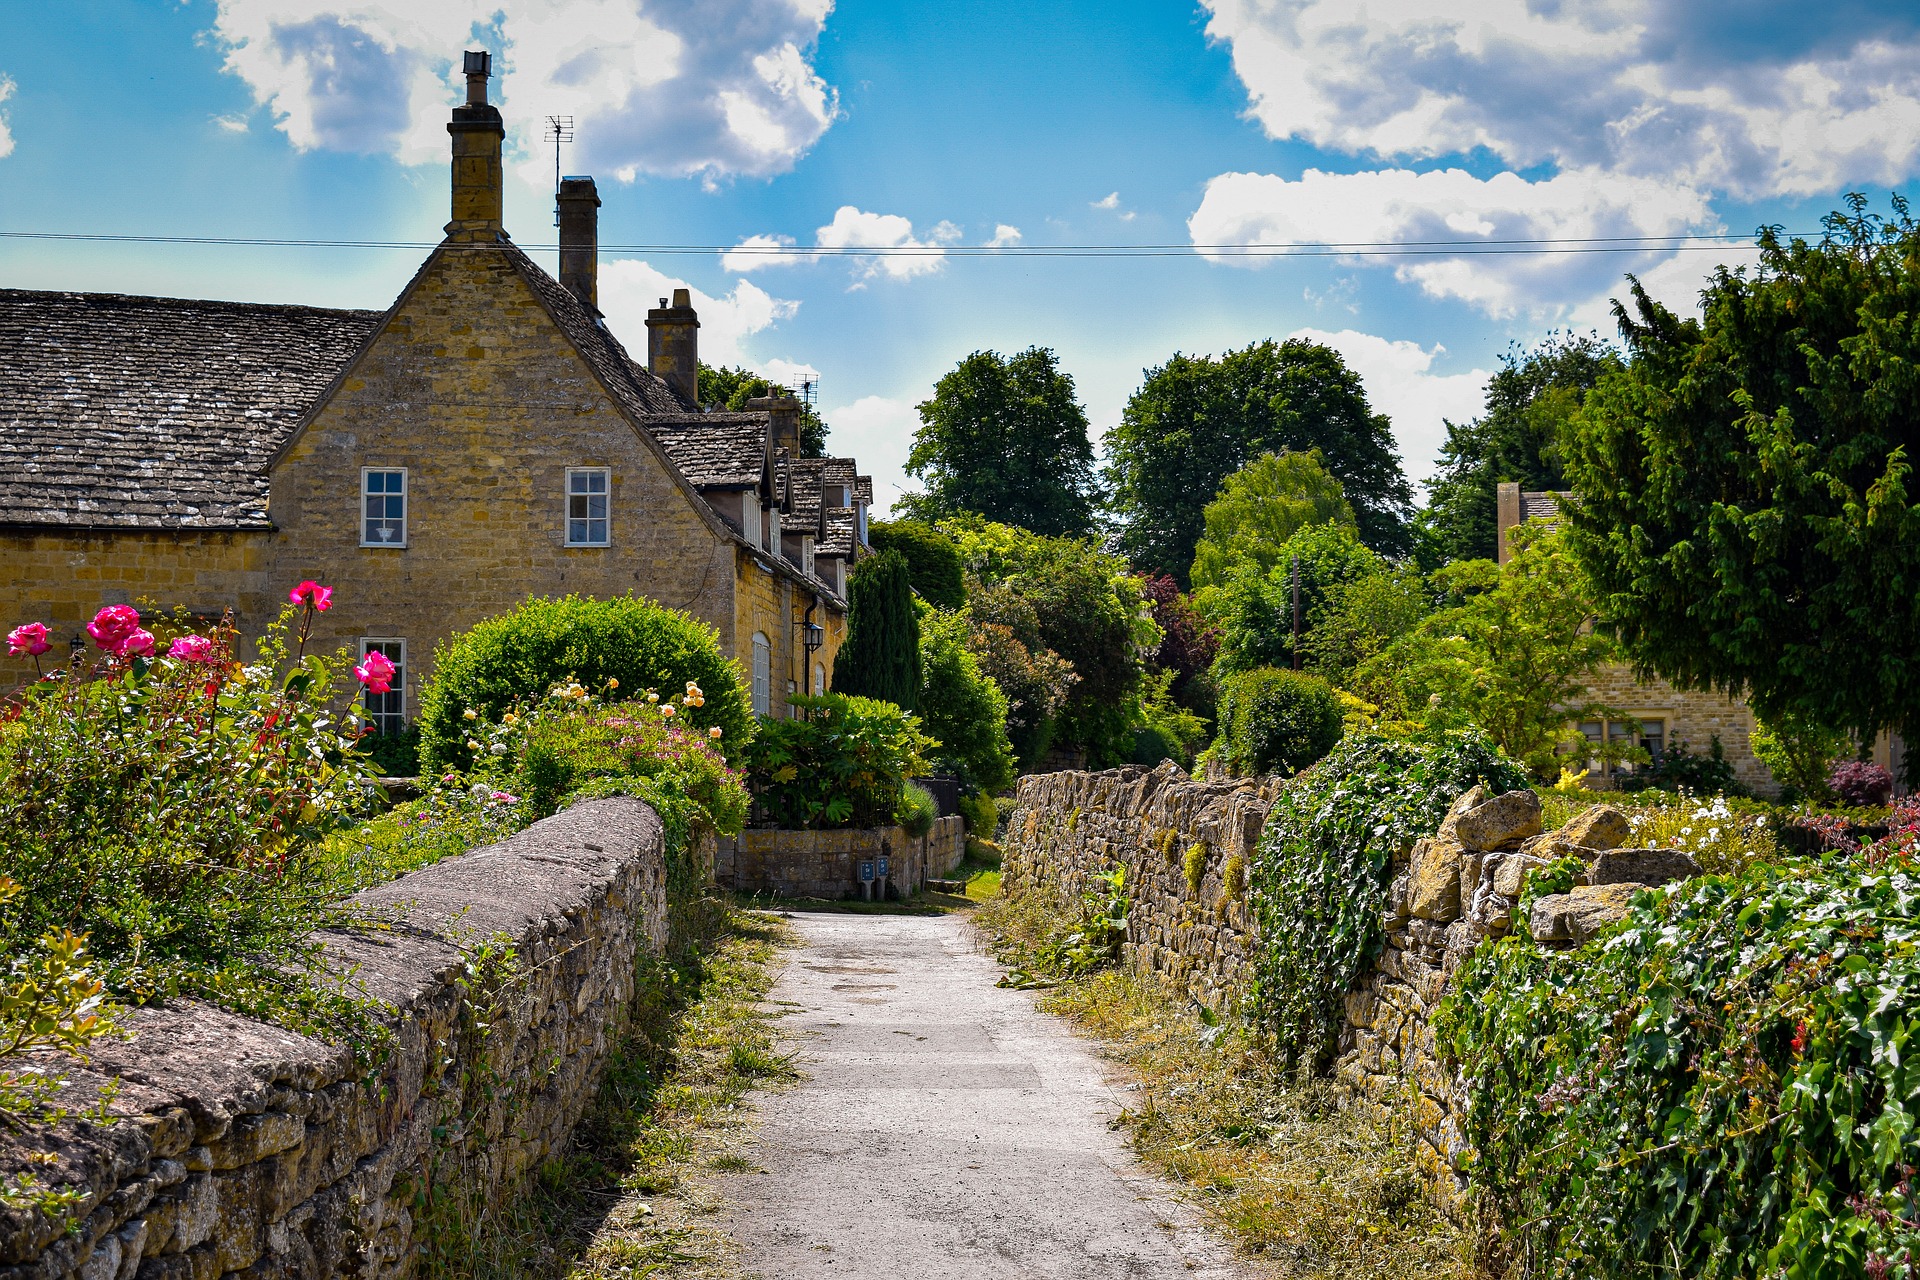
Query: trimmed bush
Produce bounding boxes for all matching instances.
[831,551,922,711]
[743,693,934,829]
[895,781,937,838]
[1217,667,1343,775]
[956,789,998,838]
[1830,759,1894,807]
[869,519,966,610]
[916,608,1015,792]
[417,595,751,773]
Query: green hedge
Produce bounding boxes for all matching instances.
[1440,809,1920,1278]
[743,693,933,829]
[869,519,966,610]
[1251,731,1528,1071]
[418,595,752,773]
[1217,666,1343,775]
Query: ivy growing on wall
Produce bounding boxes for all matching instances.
[1249,731,1527,1072]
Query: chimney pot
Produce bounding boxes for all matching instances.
[556,175,601,312]
[446,49,505,240]
[646,291,701,407]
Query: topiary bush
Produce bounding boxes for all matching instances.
[417,595,751,773]
[831,551,922,711]
[894,781,937,838]
[1217,666,1343,775]
[1251,730,1528,1072]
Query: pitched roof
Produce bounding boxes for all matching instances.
[647,414,769,488]
[1522,490,1567,532]
[505,249,690,418]
[855,475,873,505]
[787,457,826,531]
[818,506,856,558]
[0,289,383,528]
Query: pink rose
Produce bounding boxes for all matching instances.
[116,628,156,658]
[86,605,140,650]
[289,580,333,612]
[354,650,397,695]
[6,623,50,657]
[167,634,215,663]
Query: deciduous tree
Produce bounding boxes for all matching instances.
[1189,449,1357,591]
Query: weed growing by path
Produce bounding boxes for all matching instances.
[975,891,1468,1279]
[424,901,797,1280]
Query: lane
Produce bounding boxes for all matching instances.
[716,911,1255,1278]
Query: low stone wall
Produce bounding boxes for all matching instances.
[1001,762,1281,1010]
[0,795,670,1280]
[714,815,965,900]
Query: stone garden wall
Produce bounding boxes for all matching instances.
[0,795,671,1280]
[713,815,965,900]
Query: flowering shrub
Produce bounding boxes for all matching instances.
[1441,807,1920,1278]
[1830,759,1895,807]
[744,693,934,829]
[1618,792,1781,875]
[0,593,382,1034]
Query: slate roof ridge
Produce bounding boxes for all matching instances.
[500,246,692,416]
[0,287,384,322]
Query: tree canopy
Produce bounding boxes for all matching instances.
[1104,338,1414,582]
[697,363,829,457]
[1190,449,1357,591]
[830,551,921,711]
[868,520,966,610]
[1420,333,1621,565]
[1560,197,1920,748]
[898,347,1099,537]
[1201,523,1388,677]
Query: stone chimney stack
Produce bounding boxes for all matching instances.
[447,50,505,241]
[748,392,804,456]
[646,289,700,406]
[556,176,601,312]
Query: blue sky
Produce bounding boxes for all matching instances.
[4,1,1918,512]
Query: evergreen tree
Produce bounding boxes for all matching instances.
[830,551,922,710]
[898,347,1099,536]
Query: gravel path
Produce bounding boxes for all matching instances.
[715,910,1255,1278]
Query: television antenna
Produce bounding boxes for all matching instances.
[545,115,574,222]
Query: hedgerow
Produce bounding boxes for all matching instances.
[1250,731,1528,1072]
[1439,800,1920,1279]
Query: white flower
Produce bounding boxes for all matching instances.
[489,743,508,755]
[470,783,490,801]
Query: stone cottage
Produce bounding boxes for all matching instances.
[0,50,869,725]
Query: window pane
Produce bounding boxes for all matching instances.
[364,471,406,545]
[566,471,609,545]
[361,641,406,736]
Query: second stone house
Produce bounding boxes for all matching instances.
[0,49,872,725]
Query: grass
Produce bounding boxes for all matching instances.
[974,885,1470,1280]
[420,899,799,1280]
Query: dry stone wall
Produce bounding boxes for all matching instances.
[0,795,671,1280]
[713,816,965,900]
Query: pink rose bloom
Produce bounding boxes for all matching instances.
[116,628,157,659]
[86,605,140,650]
[167,634,215,663]
[289,580,334,612]
[6,623,50,657]
[354,650,396,695]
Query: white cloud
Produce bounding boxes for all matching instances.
[213,113,251,133]
[1568,240,1766,332]
[1289,327,1490,486]
[1191,166,1714,317]
[0,76,15,160]
[814,206,958,285]
[822,395,918,515]
[1092,191,1136,221]
[987,224,1022,248]
[1201,0,1920,200]
[721,233,808,273]
[596,258,799,368]
[757,357,822,392]
[208,0,838,178]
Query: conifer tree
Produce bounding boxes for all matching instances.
[831,551,922,711]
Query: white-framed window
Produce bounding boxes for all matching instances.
[1578,717,1666,776]
[813,662,826,695]
[362,468,407,547]
[360,639,406,736]
[751,632,772,716]
[566,467,610,546]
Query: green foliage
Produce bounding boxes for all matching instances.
[1302,565,1431,691]
[868,519,966,610]
[1250,731,1528,1072]
[915,608,1015,792]
[742,693,934,829]
[1105,338,1416,583]
[1356,528,1627,778]
[894,781,937,838]
[956,790,998,838]
[0,911,115,1118]
[1183,843,1207,895]
[997,866,1129,988]
[831,551,923,712]
[1752,711,1855,802]
[418,595,752,774]
[696,362,828,455]
[1133,670,1209,769]
[1616,734,1748,797]
[1216,667,1344,776]
[959,614,1076,769]
[1561,197,1920,750]
[1190,449,1358,591]
[1438,809,1920,1279]
[357,725,421,777]
[1420,332,1621,564]
[899,346,1100,537]
[1203,523,1387,676]
[505,699,748,833]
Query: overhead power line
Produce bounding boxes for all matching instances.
[0,229,1783,258]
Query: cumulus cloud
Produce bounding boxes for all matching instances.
[721,233,808,273]
[1290,328,1490,485]
[812,206,959,284]
[987,224,1022,248]
[821,395,918,514]
[1092,191,1136,221]
[1191,166,1714,317]
[0,76,15,160]
[208,0,838,178]
[1201,0,1920,200]
[596,258,799,367]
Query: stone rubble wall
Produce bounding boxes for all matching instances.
[714,815,965,900]
[1001,761,1282,1011]
[0,795,671,1280]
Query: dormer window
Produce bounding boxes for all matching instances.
[362,468,407,547]
[567,468,610,546]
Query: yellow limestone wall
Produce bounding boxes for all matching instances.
[0,530,270,648]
